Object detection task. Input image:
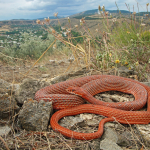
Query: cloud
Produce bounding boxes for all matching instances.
[0,0,149,20]
[25,0,34,1]
[19,0,84,11]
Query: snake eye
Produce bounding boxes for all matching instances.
[71,89,75,92]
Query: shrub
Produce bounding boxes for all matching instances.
[3,32,55,59]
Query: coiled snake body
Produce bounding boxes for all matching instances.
[35,75,150,140]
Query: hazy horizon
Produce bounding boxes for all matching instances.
[0,0,149,21]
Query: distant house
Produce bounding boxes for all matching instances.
[63,32,67,37]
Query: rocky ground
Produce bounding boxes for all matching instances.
[0,59,150,150]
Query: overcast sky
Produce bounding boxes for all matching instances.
[0,0,149,21]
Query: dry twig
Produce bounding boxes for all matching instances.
[0,135,10,150]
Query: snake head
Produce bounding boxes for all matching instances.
[66,86,86,97]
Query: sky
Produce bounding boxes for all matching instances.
[0,0,149,21]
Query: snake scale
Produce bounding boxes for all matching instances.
[35,75,150,140]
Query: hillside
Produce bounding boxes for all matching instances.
[0,8,149,26]
[0,8,149,39]
[70,9,131,19]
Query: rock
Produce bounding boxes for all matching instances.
[100,139,123,150]
[0,94,20,119]
[68,67,90,78]
[50,75,69,84]
[41,74,51,78]
[59,115,84,128]
[68,58,74,63]
[58,60,66,65]
[50,67,90,84]
[0,125,11,136]
[104,122,118,129]
[18,99,52,131]
[142,82,150,87]
[136,81,150,146]
[0,79,20,95]
[117,66,134,77]
[85,115,103,126]
[0,79,10,92]
[15,78,49,104]
[100,127,129,149]
[102,127,118,143]
[135,82,150,146]
[136,124,150,146]
[0,79,20,119]
[102,97,113,102]
[49,59,55,64]
[91,140,100,150]
[100,93,132,102]
[117,131,134,147]
[86,119,100,126]
[80,114,93,120]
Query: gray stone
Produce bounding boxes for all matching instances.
[100,139,123,150]
[0,125,11,136]
[142,82,150,87]
[58,60,66,65]
[117,131,133,147]
[68,58,74,63]
[49,59,55,64]
[18,99,52,131]
[50,67,90,84]
[15,78,49,104]
[59,115,84,128]
[50,75,69,84]
[0,94,20,119]
[0,79,10,90]
[85,115,103,126]
[86,119,100,126]
[136,124,150,147]
[136,81,150,146]
[117,66,134,77]
[41,74,51,78]
[102,127,118,143]
[0,79,20,95]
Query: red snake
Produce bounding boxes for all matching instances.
[35,75,150,140]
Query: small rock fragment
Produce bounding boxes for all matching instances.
[80,113,93,120]
[136,124,150,146]
[59,115,84,128]
[100,138,123,150]
[102,127,118,143]
[0,125,11,136]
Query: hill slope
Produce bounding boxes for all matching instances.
[70,9,130,18]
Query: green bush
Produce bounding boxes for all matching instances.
[3,32,55,59]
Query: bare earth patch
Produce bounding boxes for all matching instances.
[0,59,150,150]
